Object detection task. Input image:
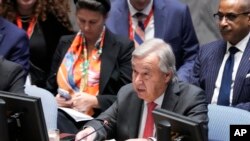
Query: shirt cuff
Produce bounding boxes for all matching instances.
[148,137,157,141]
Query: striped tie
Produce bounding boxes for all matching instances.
[134,12,145,47]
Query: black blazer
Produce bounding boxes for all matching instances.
[0,56,26,93]
[46,28,134,114]
[28,13,74,88]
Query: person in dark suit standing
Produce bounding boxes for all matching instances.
[106,0,199,82]
[190,0,250,111]
[0,56,26,93]
[0,1,29,74]
[46,0,134,133]
[75,38,208,141]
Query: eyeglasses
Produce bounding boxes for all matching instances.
[213,11,250,22]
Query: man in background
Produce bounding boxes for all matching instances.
[106,0,199,82]
[190,0,250,111]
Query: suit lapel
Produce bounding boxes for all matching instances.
[161,81,179,111]
[154,0,167,38]
[233,40,250,103]
[127,94,143,138]
[99,29,119,94]
[206,41,226,102]
[114,0,129,36]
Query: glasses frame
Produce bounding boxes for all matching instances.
[213,11,250,22]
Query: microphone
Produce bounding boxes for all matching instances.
[76,120,109,141]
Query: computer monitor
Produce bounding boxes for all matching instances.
[152,108,207,141]
[0,91,49,141]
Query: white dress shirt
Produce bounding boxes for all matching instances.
[138,94,164,138]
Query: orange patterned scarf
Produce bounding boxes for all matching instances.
[57,28,105,115]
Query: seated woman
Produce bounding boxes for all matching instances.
[46,0,134,133]
[0,56,26,94]
[2,0,73,88]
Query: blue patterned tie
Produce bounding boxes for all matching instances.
[217,47,239,106]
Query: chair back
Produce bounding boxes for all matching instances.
[25,85,58,130]
[208,104,250,141]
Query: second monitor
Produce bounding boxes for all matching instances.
[153,108,207,141]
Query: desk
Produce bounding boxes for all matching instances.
[60,133,116,141]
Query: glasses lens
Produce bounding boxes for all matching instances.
[225,13,237,21]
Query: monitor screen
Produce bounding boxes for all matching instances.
[0,91,49,141]
[152,108,207,141]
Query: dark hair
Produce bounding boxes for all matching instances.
[1,0,72,31]
[2,0,47,22]
[75,0,110,15]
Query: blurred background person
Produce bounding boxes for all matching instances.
[106,0,199,82]
[0,0,29,75]
[1,0,73,88]
[46,0,134,133]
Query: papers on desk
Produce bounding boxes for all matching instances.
[59,107,93,122]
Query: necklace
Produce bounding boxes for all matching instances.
[79,27,105,92]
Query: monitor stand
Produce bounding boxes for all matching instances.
[156,120,171,141]
[0,99,9,141]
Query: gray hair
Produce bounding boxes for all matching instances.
[132,38,178,81]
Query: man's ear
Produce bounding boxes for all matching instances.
[164,71,173,84]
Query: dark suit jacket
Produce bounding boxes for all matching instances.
[46,29,134,114]
[106,0,199,82]
[0,17,29,74]
[190,39,250,111]
[25,13,73,88]
[0,56,25,93]
[85,81,208,140]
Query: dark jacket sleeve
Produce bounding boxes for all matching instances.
[46,35,74,95]
[8,64,26,93]
[96,35,134,112]
[0,57,26,94]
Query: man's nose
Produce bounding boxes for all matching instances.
[219,16,229,26]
